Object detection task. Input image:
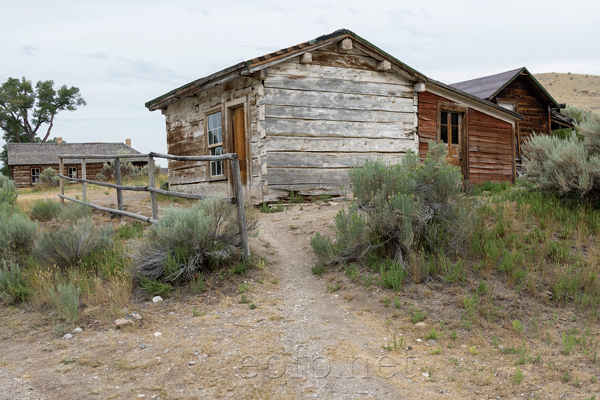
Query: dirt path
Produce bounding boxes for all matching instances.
[2,202,598,399]
[251,203,402,398]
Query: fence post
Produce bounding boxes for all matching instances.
[59,157,65,204]
[148,155,158,220]
[230,155,250,259]
[115,157,123,211]
[81,158,87,202]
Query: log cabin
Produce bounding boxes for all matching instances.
[7,138,147,188]
[451,67,574,165]
[145,29,523,203]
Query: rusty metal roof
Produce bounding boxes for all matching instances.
[7,142,146,166]
[450,67,559,107]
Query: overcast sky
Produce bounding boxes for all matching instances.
[2,0,599,164]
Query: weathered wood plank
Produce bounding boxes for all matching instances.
[266,152,407,168]
[262,88,413,112]
[264,75,413,97]
[269,63,411,85]
[265,105,414,123]
[267,168,350,186]
[264,118,415,138]
[264,136,416,153]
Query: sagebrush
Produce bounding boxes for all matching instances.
[0,175,17,205]
[35,218,113,268]
[312,141,473,270]
[523,106,600,197]
[134,197,256,283]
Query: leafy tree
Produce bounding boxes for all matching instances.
[0,77,85,175]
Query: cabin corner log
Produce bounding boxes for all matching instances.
[58,194,158,224]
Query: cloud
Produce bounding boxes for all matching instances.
[84,51,109,60]
[20,45,37,56]
[182,6,209,16]
[107,57,188,86]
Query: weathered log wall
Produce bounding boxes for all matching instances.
[261,45,418,200]
[163,76,263,203]
[12,163,105,188]
[492,77,549,155]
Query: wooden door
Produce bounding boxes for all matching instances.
[231,107,248,186]
[440,111,463,168]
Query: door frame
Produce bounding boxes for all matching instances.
[437,101,468,180]
[224,97,250,198]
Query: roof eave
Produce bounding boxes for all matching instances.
[145,29,429,111]
[426,80,524,122]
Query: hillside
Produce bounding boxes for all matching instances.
[535,72,600,113]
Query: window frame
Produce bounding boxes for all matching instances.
[31,168,40,184]
[205,107,226,181]
[436,102,467,146]
[68,166,78,179]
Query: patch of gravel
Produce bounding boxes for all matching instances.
[0,368,46,400]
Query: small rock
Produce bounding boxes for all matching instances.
[63,333,73,339]
[71,327,83,334]
[152,296,163,303]
[127,312,143,321]
[422,372,429,378]
[415,322,427,328]
[163,349,169,354]
[154,332,162,337]
[189,361,196,365]
[115,318,133,328]
[416,339,422,343]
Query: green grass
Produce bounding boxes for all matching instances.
[472,182,600,309]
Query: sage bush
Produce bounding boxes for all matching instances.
[312,141,474,269]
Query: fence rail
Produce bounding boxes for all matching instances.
[57,151,249,259]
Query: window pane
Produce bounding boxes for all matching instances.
[440,125,448,143]
[207,112,222,146]
[210,146,223,176]
[451,112,458,126]
[451,126,459,145]
[441,111,448,124]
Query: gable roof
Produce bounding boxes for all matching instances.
[450,67,559,107]
[145,29,428,111]
[7,142,146,166]
[145,29,524,122]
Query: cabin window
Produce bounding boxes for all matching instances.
[207,111,224,177]
[31,168,40,184]
[498,101,516,112]
[440,111,462,146]
[68,167,77,179]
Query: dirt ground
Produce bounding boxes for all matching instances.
[535,72,600,114]
[1,194,600,399]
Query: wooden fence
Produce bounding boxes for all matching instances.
[57,152,250,259]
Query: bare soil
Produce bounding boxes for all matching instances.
[535,72,600,114]
[1,197,599,399]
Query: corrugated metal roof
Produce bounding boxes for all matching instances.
[7,142,146,166]
[450,68,525,100]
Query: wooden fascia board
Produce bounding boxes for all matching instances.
[146,62,247,111]
[245,39,340,74]
[426,84,522,125]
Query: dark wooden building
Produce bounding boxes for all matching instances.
[417,79,523,184]
[145,29,526,202]
[451,67,574,161]
[7,139,147,188]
